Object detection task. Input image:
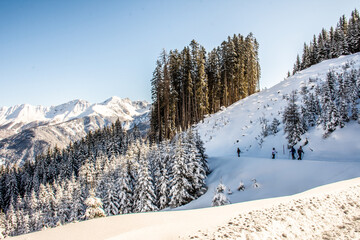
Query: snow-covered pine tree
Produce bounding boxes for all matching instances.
[260,117,270,138]
[15,208,29,236]
[102,178,120,216]
[306,93,320,127]
[270,118,281,135]
[310,35,319,65]
[26,189,40,232]
[37,183,53,229]
[301,43,311,70]
[184,129,207,198]
[212,183,230,207]
[116,162,133,214]
[348,69,360,120]
[300,106,309,133]
[58,180,70,224]
[148,143,160,198]
[169,134,194,208]
[337,73,349,127]
[194,130,209,174]
[237,181,245,191]
[293,54,301,75]
[155,141,170,210]
[347,9,360,53]
[133,143,157,213]
[283,91,303,146]
[49,181,62,227]
[84,190,106,220]
[321,73,340,136]
[4,202,16,237]
[79,159,95,195]
[4,170,19,211]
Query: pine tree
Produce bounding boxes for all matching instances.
[270,118,281,134]
[184,129,207,198]
[349,69,359,120]
[293,54,301,74]
[212,183,230,207]
[102,178,120,216]
[84,190,106,220]
[27,189,40,232]
[283,91,303,146]
[133,144,157,213]
[5,202,16,236]
[321,76,340,136]
[306,93,319,127]
[116,164,133,214]
[169,135,194,208]
[155,142,170,210]
[347,9,360,53]
[301,43,311,69]
[194,130,209,174]
[338,73,349,127]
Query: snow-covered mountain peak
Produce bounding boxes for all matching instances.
[46,99,91,122]
[0,96,151,165]
[102,96,129,105]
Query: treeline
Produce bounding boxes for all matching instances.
[283,65,360,146]
[0,121,208,237]
[150,34,260,142]
[292,9,360,75]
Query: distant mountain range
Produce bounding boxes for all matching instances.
[0,96,151,165]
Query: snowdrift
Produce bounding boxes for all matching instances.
[10,178,360,240]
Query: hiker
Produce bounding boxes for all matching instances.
[297,146,304,160]
[272,148,277,159]
[290,146,296,160]
[237,147,241,157]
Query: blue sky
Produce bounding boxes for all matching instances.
[0,0,359,107]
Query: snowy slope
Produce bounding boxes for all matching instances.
[8,53,360,239]
[197,53,360,161]
[177,53,360,210]
[10,178,360,240]
[0,97,150,165]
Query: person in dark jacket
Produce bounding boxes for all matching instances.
[297,146,304,160]
[290,146,296,160]
[272,148,277,159]
[237,147,241,157]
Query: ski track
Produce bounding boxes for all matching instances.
[184,184,360,240]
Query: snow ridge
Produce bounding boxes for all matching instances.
[0,97,149,133]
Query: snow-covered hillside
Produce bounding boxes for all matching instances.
[197,53,360,161]
[0,97,150,165]
[178,53,360,210]
[8,53,360,239]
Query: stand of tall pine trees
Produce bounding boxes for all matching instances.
[150,34,261,142]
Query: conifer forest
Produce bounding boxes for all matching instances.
[150,33,261,142]
[0,120,208,237]
[291,9,360,75]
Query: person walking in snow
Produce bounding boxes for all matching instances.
[237,147,241,157]
[297,146,304,160]
[290,146,296,160]
[272,148,277,159]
